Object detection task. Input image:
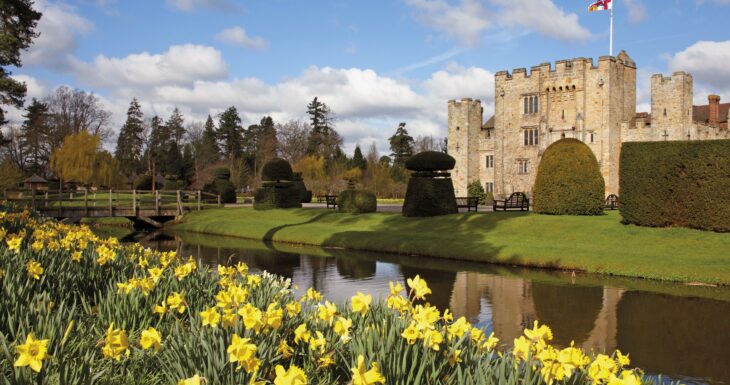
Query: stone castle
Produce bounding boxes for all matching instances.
[448,50,730,197]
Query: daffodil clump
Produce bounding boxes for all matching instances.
[0,206,677,385]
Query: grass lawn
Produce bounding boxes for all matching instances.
[173,208,730,285]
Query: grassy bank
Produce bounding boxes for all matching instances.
[174,208,730,285]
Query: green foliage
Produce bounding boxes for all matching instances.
[163,176,183,191]
[405,151,456,172]
[533,139,604,216]
[389,122,414,167]
[467,180,486,205]
[0,160,23,189]
[253,183,302,210]
[115,98,146,176]
[217,106,244,158]
[133,175,155,190]
[50,132,121,188]
[196,115,220,165]
[204,168,236,203]
[214,167,231,180]
[351,145,366,169]
[402,177,458,217]
[20,98,50,176]
[0,0,41,125]
[619,140,730,232]
[338,189,377,213]
[261,157,293,181]
[290,172,312,203]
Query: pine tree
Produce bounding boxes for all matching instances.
[20,98,50,176]
[305,97,342,160]
[147,115,166,175]
[351,145,366,170]
[217,106,243,159]
[115,98,145,176]
[198,115,220,165]
[166,107,186,146]
[389,122,414,167]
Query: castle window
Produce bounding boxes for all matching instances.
[518,160,529,175]
[562,110,565,120]
[485,155,494,168]
[534,96,539,113]
[524,97,529,114]
[523,128,539,146]
[485,182,494,193]
[590,132,595,143]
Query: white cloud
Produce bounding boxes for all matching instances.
[623,0,647,24]
[70,44,229,89]
[405,0,592,46]
[21,1,93,69]
[668,40,730,102]
[3,75,48,123]
[165,0,241,12]
[215,26,268,50]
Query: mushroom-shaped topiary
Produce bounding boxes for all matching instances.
[405,151,456,172]
[262,158,294,182]
[214,167,231,180]
[533,138,605,215]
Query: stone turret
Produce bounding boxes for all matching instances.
[447,98,483,196]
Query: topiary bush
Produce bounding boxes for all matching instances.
[134,175,154,190]
[291,172,313,203]
[204,167,237,203]
[620,140,730,232]
[403,151,458,217]
[262,158,294,182]
[405,151,456,171]
[214,167,231,180]
[253,184,301,210]
[533,138,604,215]
[338,189,376,213]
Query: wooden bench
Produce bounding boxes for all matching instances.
[325,195,338,209]
[455,197,479,212]
[493,192,530,211]
[604,194,619,210]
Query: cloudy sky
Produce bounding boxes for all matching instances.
[7,0,730,154]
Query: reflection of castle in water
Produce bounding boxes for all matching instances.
[145,235,730,384]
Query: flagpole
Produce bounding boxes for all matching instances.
[609,1,614,56]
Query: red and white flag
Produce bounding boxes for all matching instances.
[588,0,612,12]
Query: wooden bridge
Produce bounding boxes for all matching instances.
[2,189,222,229]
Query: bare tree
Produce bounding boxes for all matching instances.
[44,86,112,150]
[276,120,310,164]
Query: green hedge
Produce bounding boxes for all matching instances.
[533,139,604,215]
[291,172,312,203]
[402,177,457,217]
[262,158,293,181]
[405,151,455,171]
[338,189,377,213]
[619,140,730,232]
[253,184,302,210]
[204,167,236,203]
[133,175,155,190]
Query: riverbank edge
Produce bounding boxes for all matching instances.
[171,208,730,286]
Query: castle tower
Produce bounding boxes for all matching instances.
[448,98,483,196]
[651,72,693,140]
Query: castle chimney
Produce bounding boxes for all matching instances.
[709,94,721,126]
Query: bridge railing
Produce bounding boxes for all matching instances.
[2,189,222,217]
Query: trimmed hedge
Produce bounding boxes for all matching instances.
[204,167,236,203]
[338,189,377,213]
[291,172,313,203]
[620,140,730,232]
[214,168,231,180]
[533,139,605,215]
[262,158,294,181]
[133,175,154,190]
[402,177,458,217]
[253,184,302,210]
[405,151,455,171]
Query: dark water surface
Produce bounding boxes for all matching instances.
[125,229,730,385]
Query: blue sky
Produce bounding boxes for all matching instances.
[9,0,730,154]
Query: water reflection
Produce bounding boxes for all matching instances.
[140,230,730,385]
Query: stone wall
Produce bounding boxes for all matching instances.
[447,98,483,196]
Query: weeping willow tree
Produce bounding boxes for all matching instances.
[50,132,121,188]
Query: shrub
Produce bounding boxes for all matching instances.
[402,177,458,217]
[291,172,312,203]
[338,189,377,213]
[133,175,154,190]
[203,168,236,203]
[405,151,455,171]
[253,183,301,210]
[467,180,487,204]
[214,167,231,180]
[620,140,730,232]
[163,175,184,191]
[261,158,293,181]
[533,139,604,215]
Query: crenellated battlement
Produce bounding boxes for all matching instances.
[495,52,635,82]
[651,72,692,83]
[448,97,482,107]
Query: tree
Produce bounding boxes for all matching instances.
[305,97,342,160]
[243,116,279,184]
[44,86,112,147]
[146,115,166,174]
[0,0,42,125]
[166,107,185,146]
[351,145,366,170]
[276,120,309,164]
[51,131,120,187]
[115,98,145,176]
[20,98,50,176]
[389,122,414,168]
[195,115,220,168]
[217,106,243,159]
[0,159,23,189]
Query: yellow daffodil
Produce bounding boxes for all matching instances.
[140,327,162,352]
[351,355,385,385]
[317,301,337,325]
[200,307,221,328]
[424,329,444,351]
[333,316,353,342]
[277,339,293,359]
[222,309,237,328]
[285,301,301,316]
[319,353,335,368]
[31,239,43,252]
[153,302,167,317]
[265,303,283,330]
[166,292,187,313]
[402,323,420,344]
[512,336,532,361]
[26,260,44,280]
[13,333,49,372]
[447,349,462,367]
[238,303,264,333]
[6,234,23,253]
[177,374,204,385]
[148,267,164,282]
[71,251,82,262]
[294,323,310,345]
[303,287,322,302]
[247,274,261,287]
[96,244,116,265]
[351,292,372,316]
[386,294,409,313]
[389,281,403,296]
[588,354,618,384]
[406,275,431,300]
[442,308,454,323]
[446,317,471,341]
[482,332,500,352]
[236,261,248,276]
[227,334,260,373]
[274,364,307,385]
[309,331,327,353]
[524,320,553,342]
[615,350,631,367]
[608,370,641,385]
[102,323,130,361]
